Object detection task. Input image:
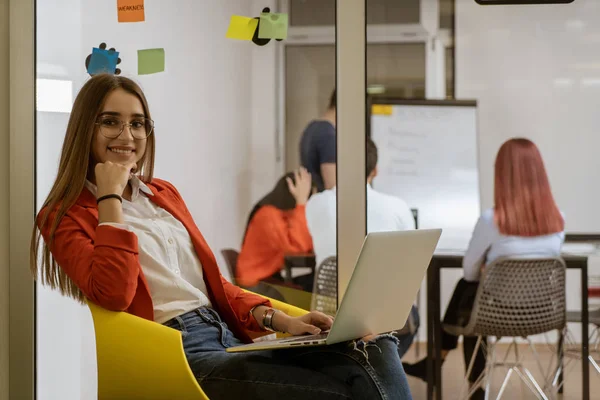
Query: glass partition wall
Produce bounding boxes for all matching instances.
[25,1,365,399]
[12,0,596,398]
[12,0,451,397]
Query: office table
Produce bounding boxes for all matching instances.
[426,253,589,400]
[283,253,316,283]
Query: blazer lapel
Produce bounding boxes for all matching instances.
[145,184,236,323]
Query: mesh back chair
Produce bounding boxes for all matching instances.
[444,257,566,400]
[311,256,338,316]
[310,256,417,336]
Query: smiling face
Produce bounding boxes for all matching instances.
[91,88,148,169]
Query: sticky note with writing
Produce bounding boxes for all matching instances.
[258,12,288,40]
[117,0,145,23]
[226,15,259,41]
[138,48,165,75]
[87,47,120,75]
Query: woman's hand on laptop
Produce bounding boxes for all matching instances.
[277,311,333,336]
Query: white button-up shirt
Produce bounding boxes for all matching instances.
[306,184,416,267]
[86,176,211,323]
[462,208,565,282]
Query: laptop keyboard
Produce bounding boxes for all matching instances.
[282,332,329,343]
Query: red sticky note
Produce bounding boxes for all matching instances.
[117,0,145,23]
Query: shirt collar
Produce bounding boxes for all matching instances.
[324,184,372,193]
[85,174,153,202]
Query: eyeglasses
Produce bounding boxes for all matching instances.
[95,116,154,140]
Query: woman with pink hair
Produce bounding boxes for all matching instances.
[403,138,565,399]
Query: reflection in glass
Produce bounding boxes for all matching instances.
[289,0,420,26]
[285,44,427,171]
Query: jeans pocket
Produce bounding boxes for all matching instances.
[192,308,239,348]
[216,322,232,348]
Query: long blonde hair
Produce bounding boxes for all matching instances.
[30,74,156,302]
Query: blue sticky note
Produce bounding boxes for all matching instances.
[258,12,288,40]
[87,47,119,75]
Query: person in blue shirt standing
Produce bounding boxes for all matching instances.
[300,89,336,192]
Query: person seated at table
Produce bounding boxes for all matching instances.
[403,138,565,399]
[306,137,415,267]
[306,137,418,357]
[236,168,315,292]
[31,74,414,400]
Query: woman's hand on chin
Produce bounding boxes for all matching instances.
[95,161,138,197]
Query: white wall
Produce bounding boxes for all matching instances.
[249,0,284,204]
[79,0,255,261]
[456,0,600,342]
[36,1,279,398]
[456,0,600,234]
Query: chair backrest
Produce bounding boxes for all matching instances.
[310,256,338,316]
[88,294,307,399]
[467,257,566,338]
[87,301,208,400]
[220,249,239,283]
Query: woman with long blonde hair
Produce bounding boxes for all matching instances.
[31,74,413,400]
[403,138,565,399]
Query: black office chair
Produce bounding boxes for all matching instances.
[220,248,285,301]
[221,248,239,284]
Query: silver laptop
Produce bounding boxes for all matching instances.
[226,229,441,353]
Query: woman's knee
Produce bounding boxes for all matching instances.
[348,334,404,372]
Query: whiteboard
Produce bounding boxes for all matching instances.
[370,100,480,250]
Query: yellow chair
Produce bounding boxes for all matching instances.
[88,295,308,400]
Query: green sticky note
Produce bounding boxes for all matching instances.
[258,12,288,40]
[137,48,165,75]
[226,15,259,40]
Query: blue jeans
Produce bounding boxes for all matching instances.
[164,307,413,400]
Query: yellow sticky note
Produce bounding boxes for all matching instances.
[372,105,393,116]
[226,15,259,41]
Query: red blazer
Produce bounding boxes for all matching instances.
[39,178,270,343]
[237,205,313,287]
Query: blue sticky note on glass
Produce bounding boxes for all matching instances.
[258,12,288,40]
[87,47,119,75]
